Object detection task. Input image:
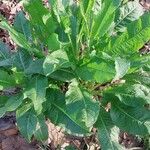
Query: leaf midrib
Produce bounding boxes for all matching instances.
[115,104,142,124]
[52,102,89,132]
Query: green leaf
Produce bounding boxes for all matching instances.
[124,69,150,86]
[66,80,99,128]
[104,12,150,55]
[16,103,35,141]
[24,0,52,43]
[0,41,12,67]
[90,0,121,39]
[43,50,71,76]
[115,57,130,79]
[0,20,43,57]
[111,100,150,135]
[76,57,115,83]
[5,94,25,112]
[115,0,144,32]
[129,54,150,71]
[16,104,48,141]
[49,69,75,82]
[14,11,32,42]
[95,108,124,150]
[0,41,11,59]
[12,49,32,71]
[104,84,150,107]
[47,33,61,51]
[34,114,48,141]
[25,59,44,75]
[46,88,91,135]
[25,75,48,114]
[0,96,8,117]
[0,70,17,90]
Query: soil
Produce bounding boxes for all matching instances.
[0,0,150,150]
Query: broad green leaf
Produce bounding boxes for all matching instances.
[5,94,25,112]
[0,96,8,117]
[43,14,57,34]
[0,94,25,118]
[25,54,74,81]
[125,69,150,86]
[25,75,48,114]
[0,20,43,57]
[66,80,99,128]
[25,59,44,75]
[46,88,91,135]
[95,108,124,150]
[90,0,121,39]
[115,57,130,79]
[47,33,61,51]
[115,0,144,32]
[0,70,16,90]
[76,57,115,83]
[24,0,48,26]
[0,41,12,67]
[104,12,150,55]
[16,105,48,141]
[24,0,51,43]
[43,50,71,76]
[0,41,11,59]
[103,84,150,107]
[12,49,32,71]
[111,100,150,135]
[128,54,150,72]
[14,11,32,42]
[16,104,35,141]
[34,114,48,141]
[49,69,75,82]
